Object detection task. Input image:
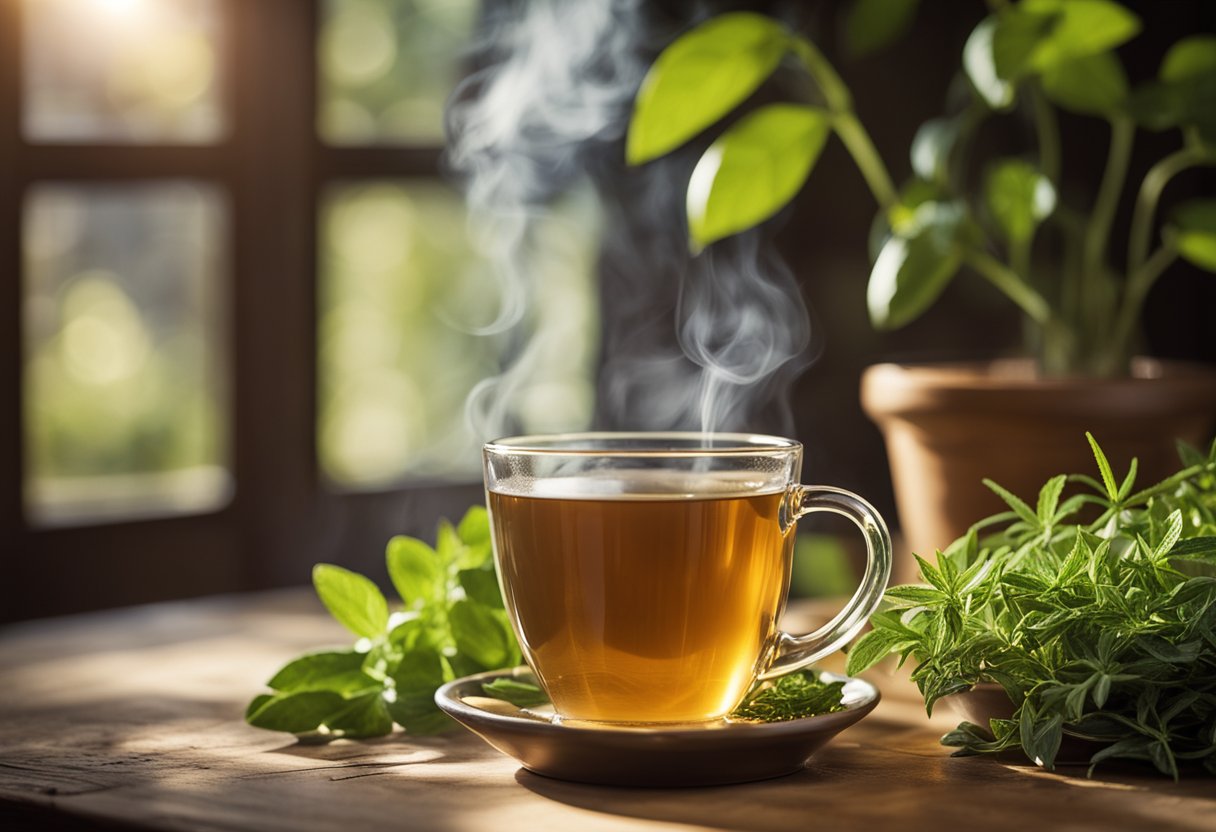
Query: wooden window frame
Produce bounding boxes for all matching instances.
[0,0,483,622]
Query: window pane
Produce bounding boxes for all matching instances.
[23,182,230,525]
[318,0,477,146]
[318,181,600,488]
[22,0,225,143]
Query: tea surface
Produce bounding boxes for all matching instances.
[489,474,792,723]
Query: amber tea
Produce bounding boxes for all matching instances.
[489,471,793,724]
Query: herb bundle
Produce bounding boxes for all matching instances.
[847,434,1216,778]
[246,507,521,738]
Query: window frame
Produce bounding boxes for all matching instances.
[0,0,483,622]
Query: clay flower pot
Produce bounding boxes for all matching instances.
[860,357,1216,576]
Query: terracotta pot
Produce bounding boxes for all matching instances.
[861,358,1216,577]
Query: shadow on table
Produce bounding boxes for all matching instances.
[514,746,1216,832]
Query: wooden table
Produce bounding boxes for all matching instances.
[2,590,1213,832]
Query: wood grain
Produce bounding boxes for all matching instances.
[1,591,1213,832]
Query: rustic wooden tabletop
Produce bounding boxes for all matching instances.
[1,590,1213,832]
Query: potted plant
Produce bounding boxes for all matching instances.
[626,2,1216,563]
[844,434,1216,778]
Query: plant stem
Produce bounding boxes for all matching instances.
[1106,244,1179,373]
[964,248,1052,324]
[1081,116,1134,315]
[793,36,899,210]
[1127,147,1216,274]
[1029,84,1060,186]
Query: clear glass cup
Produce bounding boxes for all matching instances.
[483,432,892,725]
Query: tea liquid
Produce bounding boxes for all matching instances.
[488,473,792,723]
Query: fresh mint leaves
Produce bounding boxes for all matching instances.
[246,507,520,739]
[847,433,1216,778]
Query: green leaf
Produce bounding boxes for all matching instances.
[1036,474,1067,524]
[1154,510,1184,561]
[1167,199,1216,272]
[627,12,790,164]
[481,678,550,708]
[985,158,1056,243]
[1019,706,1064,769]
[991,9,1057,81]
[449,599,514,670]
[884,585,948,606]
[324,691,394,739]
[844,0,920,58]
[1160,35,1216,84]
[457,506,491,546]
[1020,0,1141,72]
[1040,51,1128,115]
[1086,432,1119,501]
[267,650,379,696]
[964,17,1016,108]
[910,117,961,184]
[386,536,442,610]
[245,690,346,734]
[867,203,964,329]
[1169,536,1216,563]
[387,647,453,735]
[846,627,913,675]
[983,479,1039,525]
[458,567,505,609]
[686,104,831,250]
[312,564,388,639]
[246,694,273,721]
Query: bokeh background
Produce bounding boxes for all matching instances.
[2,0,1213,621]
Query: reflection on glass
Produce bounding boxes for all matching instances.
[318,0,477,145]
[22,0,224,143]
[318,180,599,488]
[23,183,230,524]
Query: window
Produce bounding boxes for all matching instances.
[2,0,600,621]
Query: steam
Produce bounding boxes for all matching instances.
[448,1,814,440]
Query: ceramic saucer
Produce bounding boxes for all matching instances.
[434,667,879,787]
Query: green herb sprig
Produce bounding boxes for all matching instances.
[847,433,1216,778]
[245,507,521,739]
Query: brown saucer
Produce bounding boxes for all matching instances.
[434,667,880,787]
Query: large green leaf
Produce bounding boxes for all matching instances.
[1162,35,1216,83]
[245,690,346,733]
[985,158,1056,243]
[324,691,394,738]
[267,650,380,696]
[1168,200,1216,272]
[312,564,388,639]
[386,535,443,610]
[387,647,452,735]
[844,0,920,57]
[991,9,1057,81]
[456,505,491,547]
[1020,0,1141,72]
[867,203,964,329]
[626,13,790,165]
[449,599,514,670]
[686,103,831,250]
[1040,51,1128,115]
[458,567,505,609]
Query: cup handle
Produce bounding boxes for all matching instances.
[759,485,893,680]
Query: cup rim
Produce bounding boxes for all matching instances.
[484,431,802,456]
